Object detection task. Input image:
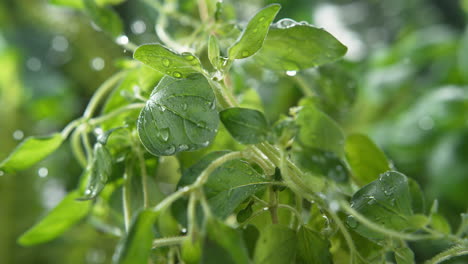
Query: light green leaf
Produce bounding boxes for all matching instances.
[253,225,297,264]
[84,0,123,37]
[134,44,202,78]
[0,133,64,173]
[394,245,415,264]
[430,213,451,234]
[220,107,268,144]
[49,0,84,9]
[112,209,158,264]
[18,191,91,246]
[78,143,113,200]
[346,171,418,241]
[296,226,332,264]
[178,151,268,219]
[228,4,281,59]
[201,218,250,264]
[208,35,221,70]
[345,133,391,186]
[295,104,344,156]
[137,74,219,156]
[254,19,347,71]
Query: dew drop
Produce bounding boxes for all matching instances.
[182,53,195,61]
[202,141,210,147]
[12,130,24,140]
[159,105,166,112]
[286,70,297,76]
[173,71,182,78]
[159,127,170,142]
[347,215,358,228]
[164,145,176,155]
[182,103,188,111]
[166,70,171,75]
[241,51,249,57]
[115,35,129,45]
[367,196,377,205]
[181,228,187,234]
[209,101,216,110]
[197,121,207,128]
[0,170,4,176]
[162,58,171,67]
[38,167,49,178]
[263,207,269,211]
[178,144,189,151]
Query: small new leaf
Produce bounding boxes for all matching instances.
[137,74,219,156]
[220,107,268,144]
[84,0,123,37]
[134,44,202,78]
[228,4,281,59]
[0,133,64,173]
[208,35,221,70]
[18,191,91,246]
[78,143,113,200]
[254,19,347,71]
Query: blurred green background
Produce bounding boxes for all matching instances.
[0,0,467,263]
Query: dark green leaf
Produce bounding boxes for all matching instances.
[208,35,221,70]
[178,151,268,219]
[220,107,268,144]
[133,44,202,78]
[137,74,219,156]
[254,19,347,71]
[408,178,425,214]
[241,225,260,258]
[112,209,158,264]
[295,104,344,156]
[84,0,123,37]
[345,133,390,186]
[236,202,254,223]
[296,226,332,264]
[18,191,91,246]
[0,133,64,173]
[201,218,250,264]
[78,143,113,200]
[253,224,297,264]
[292,147,349,182]
[228,4,281,59]
[346,171,417,241]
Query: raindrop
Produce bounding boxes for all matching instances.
[90,57,105,71]
[209,101,216,110]
[85,189,92,195]
[276,18,296,28]
[115,35,129,45]
[173,71,182,78]
[367,196,376,205]
[182,53,195,61]
[164,145,176,155]
[0,170,4,176]
[159,127,170,142]
[182,103,188,111]
[51,35,69,52]
[131,20,146,35]
[259,16,265,22]
[178,144,189,151]
[241,51,249,57]
[347,215,358,228]
[263,207,269,211]
[38,167,49,178]
[160,105,166,112]
[26,57,42,72]
[286,70,297,76]
[162,58,171,67]
[181,228,187,234]
[197,121,207,128]
[202,141,210,147]
[12,130,24,140]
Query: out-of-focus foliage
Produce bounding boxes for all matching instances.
[0,0,467,263]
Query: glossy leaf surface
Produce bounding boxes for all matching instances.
[78,143,113,200]
[137,74,218,156]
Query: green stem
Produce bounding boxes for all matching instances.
[123,164,133,232]
[278,204,302,225]
[83,71,127,119]
[71,128,87,168]
[327,209,358,264]
[425,244,468,264]
[152,236,186,249]
[187,193,197,235]
[60,118,83,138]
[88,103,145,126]
[269,186,279,224]
[135,143,150,208]
[293,75,315,97]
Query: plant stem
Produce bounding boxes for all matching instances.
[88,103,145,126]
[269,186,278,224]
[327,209,358,264]
[83,71,127,119]
[293,74,315,97]
[187,193,197,235]
[425,244,468,264]
[60,118,83,138]
[152,236,186,249]
[135,143,150,208]
[71,128,87,168]
[123,164,133,232]
[278,204,302,225]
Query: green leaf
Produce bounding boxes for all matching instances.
[84,0,123,37]
[133,44,202,79]
[220,107,268,144]
[201,218,250,264]
[296,226,332,264]
[0,133,64,173]
[408,178,425,214]
[295,104,344,156]
[112,209,158,264]
[49,0,84,9]
[18,191,91,246]
[254,19,347,71]
[346,171,418,241]
[208,35,221,70]
[430,213,451,234]
[228,4,281,59]
[394,245,415,264]
[137,74,219,156]
[253,225,297,264]
[78,143,113,200]
[241,224,260,258]
[178,151,268,219]
[345,133,391,186]
[292,146,349,183]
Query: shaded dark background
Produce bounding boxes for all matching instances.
[0,0,467,263]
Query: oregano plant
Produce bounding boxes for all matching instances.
[2,1,467,263]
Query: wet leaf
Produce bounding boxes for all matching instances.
[253,225,297,264]
[296,226,332,264]
[208,35,221,70]
[78,143,113,200]
[220,107,268,144]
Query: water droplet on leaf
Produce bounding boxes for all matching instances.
[347,215,358,228]
[162,58,171,67]
[173,71,182,78]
